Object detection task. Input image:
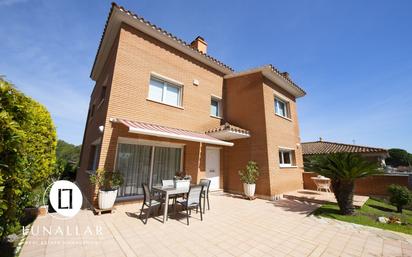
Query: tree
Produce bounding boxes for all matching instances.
[388,185,412,213]
[0,78,57,239]
[56,140,81,181]
[304,153,381,215]
[386,148,411,167]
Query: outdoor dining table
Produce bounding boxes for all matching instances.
[152,185,190,223]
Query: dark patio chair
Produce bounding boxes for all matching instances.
[176,185,204,225]
[139,183,163,224]
[199,179,211,214]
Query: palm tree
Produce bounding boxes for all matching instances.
[304,153,381,215]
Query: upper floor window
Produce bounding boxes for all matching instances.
[279,148,295,168]
[210,97,222,118]
[88,144,101,171]
[90,104,95,118]
[274,97,290,119]
[100,86,107,102]
[148,77,182,107]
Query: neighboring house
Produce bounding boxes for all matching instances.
[301,140,412,196]
[302,139,389,166]
[76,3,307,203]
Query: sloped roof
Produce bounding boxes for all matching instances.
[91,3,307,99]
[302,140,388,156]
[267,64,306,96]
[205,122,250,135]
[224,64,306,98]
[91,2,233,80]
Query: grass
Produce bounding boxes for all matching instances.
[314,198,412,235]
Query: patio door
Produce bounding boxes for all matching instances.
[116,142,182,197]
[206,147,220,191]
[116,144,152,197]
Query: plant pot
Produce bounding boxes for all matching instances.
[24,205,48,217]
[24,207,38,218]
[98,189,118,210]
[38,205,48,216]
[174,179,190,189]
[243,183,256,197]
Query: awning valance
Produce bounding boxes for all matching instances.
[110,118,234,147]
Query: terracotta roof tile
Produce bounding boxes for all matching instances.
[91,2,233,78]
[302,141,388,155]
[268,64,306,96]
[205,122,250,135]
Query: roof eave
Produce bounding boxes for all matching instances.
[91,5,233,81]
[206,130,250,141]
[261,67,306,98]
[224,65,306,98]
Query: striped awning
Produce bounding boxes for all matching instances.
[110,118,234,146]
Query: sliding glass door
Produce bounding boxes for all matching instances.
[151,147,182,187]
[116,144,152,196]
[116,143,182,197]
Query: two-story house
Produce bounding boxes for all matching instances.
[76,3,307,204]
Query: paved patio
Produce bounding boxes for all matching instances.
[20,192,412,257]
[283,190,370,208]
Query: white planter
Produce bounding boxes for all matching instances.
[174,180,190,189]
[243,183,256,197]
[98,189,118,210]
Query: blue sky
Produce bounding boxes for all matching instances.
[1,0,411,151]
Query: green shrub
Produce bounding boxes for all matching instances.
[0,78,57,239]
[90,169,124,191]
[239,161,259,184]
[56,140,81,181]
[388,184,412,213]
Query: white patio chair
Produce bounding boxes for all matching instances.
[312,177,332,193]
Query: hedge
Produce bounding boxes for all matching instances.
[0,78,57,239]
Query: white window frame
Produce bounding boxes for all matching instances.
[210,96,222,118]
[148,75,183,108]
[274,97,290,119]
[279,148,294,168]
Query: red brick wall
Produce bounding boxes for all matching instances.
[303,172,411,196]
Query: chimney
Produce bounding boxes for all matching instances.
[281,72,290,79]
[190,36,207,54]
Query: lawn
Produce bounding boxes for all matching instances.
[314,198,412,235]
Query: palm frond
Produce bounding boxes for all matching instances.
[304,153,382,181]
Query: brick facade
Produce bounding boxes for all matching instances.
[76,5,306,204]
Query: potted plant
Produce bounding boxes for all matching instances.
[239,161,259,198]
[173,171,191,188]
[24,184,49,217]
[90,169,124,210]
